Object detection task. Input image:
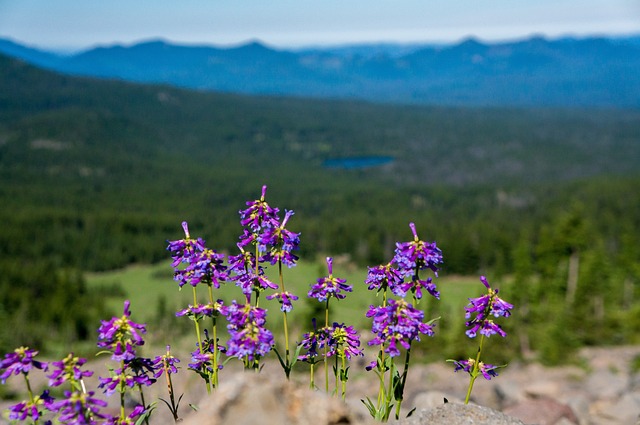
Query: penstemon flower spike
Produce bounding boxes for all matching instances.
[448,275,514,404]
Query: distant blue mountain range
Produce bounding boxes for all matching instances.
[2,35,640,107]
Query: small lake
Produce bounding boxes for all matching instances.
[323,156,395,170]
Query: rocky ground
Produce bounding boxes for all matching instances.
[2,345,640,424]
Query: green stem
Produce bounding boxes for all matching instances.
[279,260,291,378]
[324,298,330,394]
[310,362,315,389]
[120,360,126,422]
[341,355,347,401]
[395,346,412,419]
[207,284,219,388]
[23,373,39,425]
[464,334,486,404]
[334,354,339,396]
[192,286,211,394]
[138,384,150,425]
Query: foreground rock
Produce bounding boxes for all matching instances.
[180,372,525,425]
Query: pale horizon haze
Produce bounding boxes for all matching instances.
[0,0,639,52]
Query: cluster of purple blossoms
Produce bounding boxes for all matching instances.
[227,248,278,296]
[239,185,280,233]
[188,329,225,374]
[298,322,363,361]
[167,221,228,289]
[464,276,514,338]
[230,186,300,298]
[152,345,180,379]
[97,300,147,362]
[452,358,500,380]
[49,390,107,424]
[1,348,52,422]
[365,223,442,300]
[225,301,274,362]
[47,353,93,387]
[6,391,54,422]
[308,257,352,302]
[326,323,363,359]
[266,290,299,312]
[366,299,436,358]
[96,300,157,423]
[0,346,47,384]
[176,299,227,320]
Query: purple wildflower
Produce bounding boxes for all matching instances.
[228,248,277,295]
[176,300,227,319]
[298,324,327,362]
[0,346,47,384]
[259,209,301,267]
[47,353,93,387]
[239,185,280,233]
[308,257,352,302]
[97,301,146,362]
[464,276,514,338]
[366,299,435,357]
[98,364,155,397]
[7,390,54,422]
[266,291,299,312]
[365,262,405,296]
[188,329,225,373]
[167,222,227,288]
[452,358,499,380]
[167,221,206,268]
[393,222,443,279]
[103,404,146,425]
[326,323,363,359]
[225,301,274,362]
[152,346,180,379]
[49,390,107,424]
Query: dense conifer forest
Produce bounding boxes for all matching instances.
[1,53,639,361]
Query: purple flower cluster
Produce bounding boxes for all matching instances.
[225,301,274,362]
[366,299,435,357]
[453,358,499,380]
[7,390,54,422]
[266,290,299,312]
[308,257,352,302]
[464,276,514,338]
[298,322,363,361]
[47,353,93,387]
[0,347,47,384]
[167,221,228,288]
[365,222,442,300]
[152,346,180,379]
[227,249,278,296]
[1,348,110,424]
[326,323,363,359]
[97,300,147,362]
[176,300,227,319]
[188,329,224,374]
[229,186,300,298]
[49,390,107,424]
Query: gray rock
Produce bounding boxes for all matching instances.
[503,397,579,425]
[395,402,526,425]
[180,372,374,425]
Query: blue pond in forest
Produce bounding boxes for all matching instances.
[323,156,395,169]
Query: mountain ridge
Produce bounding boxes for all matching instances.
[2,35,640,107]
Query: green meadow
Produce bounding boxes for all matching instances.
[85,260,486,350]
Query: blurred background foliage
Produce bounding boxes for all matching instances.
[1,53,639,364]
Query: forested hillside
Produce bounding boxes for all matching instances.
[1,53,639,360]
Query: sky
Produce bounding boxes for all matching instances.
[0,0,639,52]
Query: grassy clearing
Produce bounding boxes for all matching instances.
[85,261,487,329]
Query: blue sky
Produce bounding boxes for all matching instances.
[0,0,639,51]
